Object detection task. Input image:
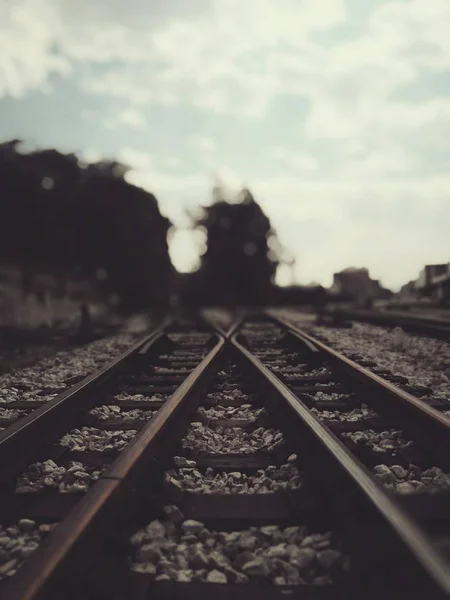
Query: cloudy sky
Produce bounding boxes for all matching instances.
[0,0,449,290]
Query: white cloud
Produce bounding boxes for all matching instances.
[270,147,318,172]
[116,147,207,209]
[73,0,346,118]
[119,147,153,170]
[335,143,413,178]
[117,108,146,128]
[77,0,450,136]
[303,0,450,155]
[0,0,70,97]
[164,156,182,169]
[2,0,448,135]
[80,148,102,163]
[189,135,216,153]
[101,108,146,130]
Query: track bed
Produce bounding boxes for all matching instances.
[0,315,449,599]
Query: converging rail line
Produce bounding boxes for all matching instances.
[0,313,449,599]
[322,307,450,341]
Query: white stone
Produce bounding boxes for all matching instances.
[206,569,227,583]
[181,520,204,535]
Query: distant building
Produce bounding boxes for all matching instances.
[415,264,449,291]
[330,267,391,305]
[414,263,450,301]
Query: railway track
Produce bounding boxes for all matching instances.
[0,314,449,599]
[322,307,450,340]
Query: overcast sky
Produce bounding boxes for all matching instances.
[0,0,449,290]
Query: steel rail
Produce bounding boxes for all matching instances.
[1,333,225,600]
[231,330,450,597]
[201,310,247,339]
[324,307,450,339]
[269,311,450,469]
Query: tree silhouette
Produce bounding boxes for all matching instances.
[0,140,173,312]
[181,184,280,306]
[67,171,173,311]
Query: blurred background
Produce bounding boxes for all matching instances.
[0,0,449,335]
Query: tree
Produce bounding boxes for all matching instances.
[0,139,174,312]
[182,185,280,306]
[67,172,174,311]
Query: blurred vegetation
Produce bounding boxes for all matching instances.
[0,140,173,313]
[180,184,282,306]
[0,140,331,319]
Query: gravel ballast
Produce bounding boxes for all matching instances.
[197,405,268,422]
[16,459,103,493]
[0,407,27,422]
[181,424,284,455]
[341,429,414,456]
[165,457,302,494]
[88,405,156,422]
[204,390,250,405]
[307,392,351,402]
[0,333,141,404]
[115,392,168,403]
[59,427,137,452]
[309,323,450,402]
[373,464,450,494]
[310,406,380,426]
[130,515,348,585]
[0,520,57,582]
